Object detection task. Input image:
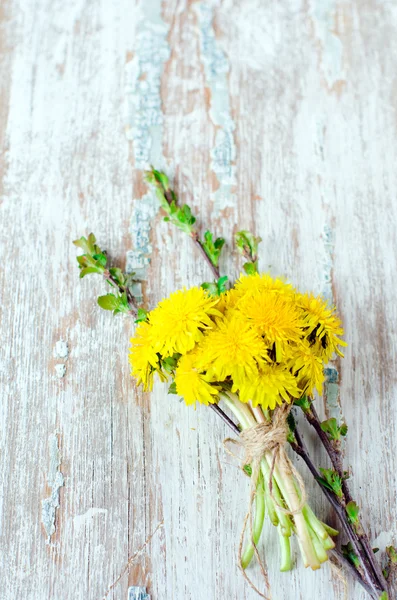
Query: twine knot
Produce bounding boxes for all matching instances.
[240,409,288,469]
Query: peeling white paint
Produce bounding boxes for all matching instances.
[195,3,236,213]
[128,587,151,600]
[309,0,345,88]
[73,507,108,532]
[322,224,343,423]
[124,0,170,284]
[126,191,158,294]
[54,339,69,360]
[41,433,64,541]
[322,224,334,304]
[55,363,67,378]
[373,531,393,554]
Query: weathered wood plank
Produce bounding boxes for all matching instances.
[0,1,396,599]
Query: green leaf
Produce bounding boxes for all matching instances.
[97,294,120,311]
[321,417,348,441]
[341,542,360,569]
[87,232,98,253]
[201,282,218,296]
[243,464,252,477]
[379,592,389,600]
[162,354,181,374]
[235,230,262,259]
[243,261,258,275]
[202,231,225,267]
[168,382,177,395]
[93,252,107,267]
[135,308,149,323]
[320,418,339,440]
[109,267,125,286]
[80,266,102,278]
[294,395,312,412]
[217,276,228,294]
[73,235,92,253]
[202,276,228,297]
[386,546,397,564]
[346,500,360,524]
[317,468,343,498]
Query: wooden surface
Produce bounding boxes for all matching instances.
[1,1,396,599]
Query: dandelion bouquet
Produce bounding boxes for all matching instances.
[74,169,395,599]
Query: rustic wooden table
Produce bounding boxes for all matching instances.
[1,1,396,599]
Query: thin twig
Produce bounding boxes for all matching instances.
[191,232,220,279]
[210,403,240,434]
[304,403,389,592]
[103,270,138,317]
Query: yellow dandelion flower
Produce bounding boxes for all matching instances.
[234,272,294,298]
[237,362,301,410]
[197,314,265,382]
[217,288,240,314]
[238,291,304,362]
[149,286,221,357]
[289,341,325,396]
[129,321,160,391]
[174,353,219,406]
[297,293,347,361]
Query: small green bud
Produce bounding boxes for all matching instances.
[317,468,344,498]
[346,500,360,525]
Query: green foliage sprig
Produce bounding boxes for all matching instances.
[235,230,262,274]
[320,417,348,441]
[145,167,224,278]
[73,233,139,317]
[317,468,344,498]
[342,541,361,569]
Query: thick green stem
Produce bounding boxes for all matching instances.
[266,452,321,570]
[278,526,293,571]
[241,473,266,569]
[260,457,291,536]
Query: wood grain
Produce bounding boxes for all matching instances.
[1,1,396,599]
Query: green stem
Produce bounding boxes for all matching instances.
[265,452,320,570]
[260,457,291,536]
[241,473,266,569]
[278,526,293,571]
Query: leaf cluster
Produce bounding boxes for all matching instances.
[317,468,344,498]
[73,233,108,278]
[202,231,225,268]
[73,233,138,316]
[145,168,226,271]
[293,395,312,412]
[320,417,348,441]
[235,230,262,274]
[341,541,360,569]
[145,168,196,235]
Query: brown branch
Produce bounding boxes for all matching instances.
[304,402,389,592]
